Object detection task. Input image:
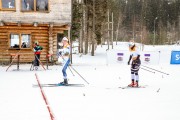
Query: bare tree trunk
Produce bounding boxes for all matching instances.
[107,9,110,50]
[91,0,95,56]
[80,2,84,53]
[101,23,105,45]
[116,13,121,45]
[84,2,88,54]
[79,27,83,53]
[132,15,136,40]
[111,12,114,49]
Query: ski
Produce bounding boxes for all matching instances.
[56,83,85,87]
[33,83,85,87]
[119,85,147,89]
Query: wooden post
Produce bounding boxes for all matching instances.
[70,0,73,64]
[107,9,110,50]
[48,23,53,60]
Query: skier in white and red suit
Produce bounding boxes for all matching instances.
[127,40,141,87]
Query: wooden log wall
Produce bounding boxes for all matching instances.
[0,24,67,64]
[52,26,64,62]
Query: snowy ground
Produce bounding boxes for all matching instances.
[0,42,180,120]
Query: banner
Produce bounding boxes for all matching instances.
[106,50,160,65]
[170,51,180,64]
[141,51,160,65]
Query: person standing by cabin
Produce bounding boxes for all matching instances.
[33,42,43,69]
[21,42,27,48]
[57,37,71,85]
[127,40,141,87]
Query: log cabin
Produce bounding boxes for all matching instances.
[0,0,71,64]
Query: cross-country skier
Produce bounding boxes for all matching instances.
[57,37,71,85]
[127,40,141,87]
[33,42,43,69]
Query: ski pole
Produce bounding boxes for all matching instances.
[141,65,169,75]
[59,54,89,84]
[68,64,75,76]
[30,60,38,71]
[140,67,155,74]
[34,54,46,71]
[30,60,34,71]
[70,66,90,84]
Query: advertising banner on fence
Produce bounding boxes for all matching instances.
[170,51,180,64]
[106,50,160,65]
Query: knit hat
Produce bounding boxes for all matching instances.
[34,41,39,45]
[128,40,136,51]
[129,41,135,47]
[62,37,69,42]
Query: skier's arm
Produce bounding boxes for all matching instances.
[57,49,63,57]
[33,47,38,52]
[133,55,141,65]
[128,55,132,65]
[136,55,140,60]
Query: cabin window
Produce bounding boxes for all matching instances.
[10,34,19,48]
[21,0,49,12]
[21,34,31,48]
[21,0,34,11]
[36,0,48,11]
[0,0,16,11]
[9,33,31,49]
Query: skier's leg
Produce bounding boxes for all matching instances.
[135,72,139,82]
[34,55,40,70]
[34,55,38,66]
[128,71,135,87]
[61,59,70,84]
[134,62,140,87]
[37,54,40,66]
[133,71,139,87]
[131,71,135,80]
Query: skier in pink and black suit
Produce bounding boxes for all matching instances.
[127,41,141,87]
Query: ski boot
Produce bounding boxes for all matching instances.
[58,79,68,86]
[35,66,38,70]
[128,80,134,87]
[133,81,139,87]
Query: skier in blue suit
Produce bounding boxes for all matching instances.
[57,37,71,85]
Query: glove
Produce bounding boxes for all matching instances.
[57,51,62,57]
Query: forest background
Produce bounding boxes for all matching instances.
[71,0,180,55]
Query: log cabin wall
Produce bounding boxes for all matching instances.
[0,0,71,64]
[0,25,49,63]
[0,24,68,63]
